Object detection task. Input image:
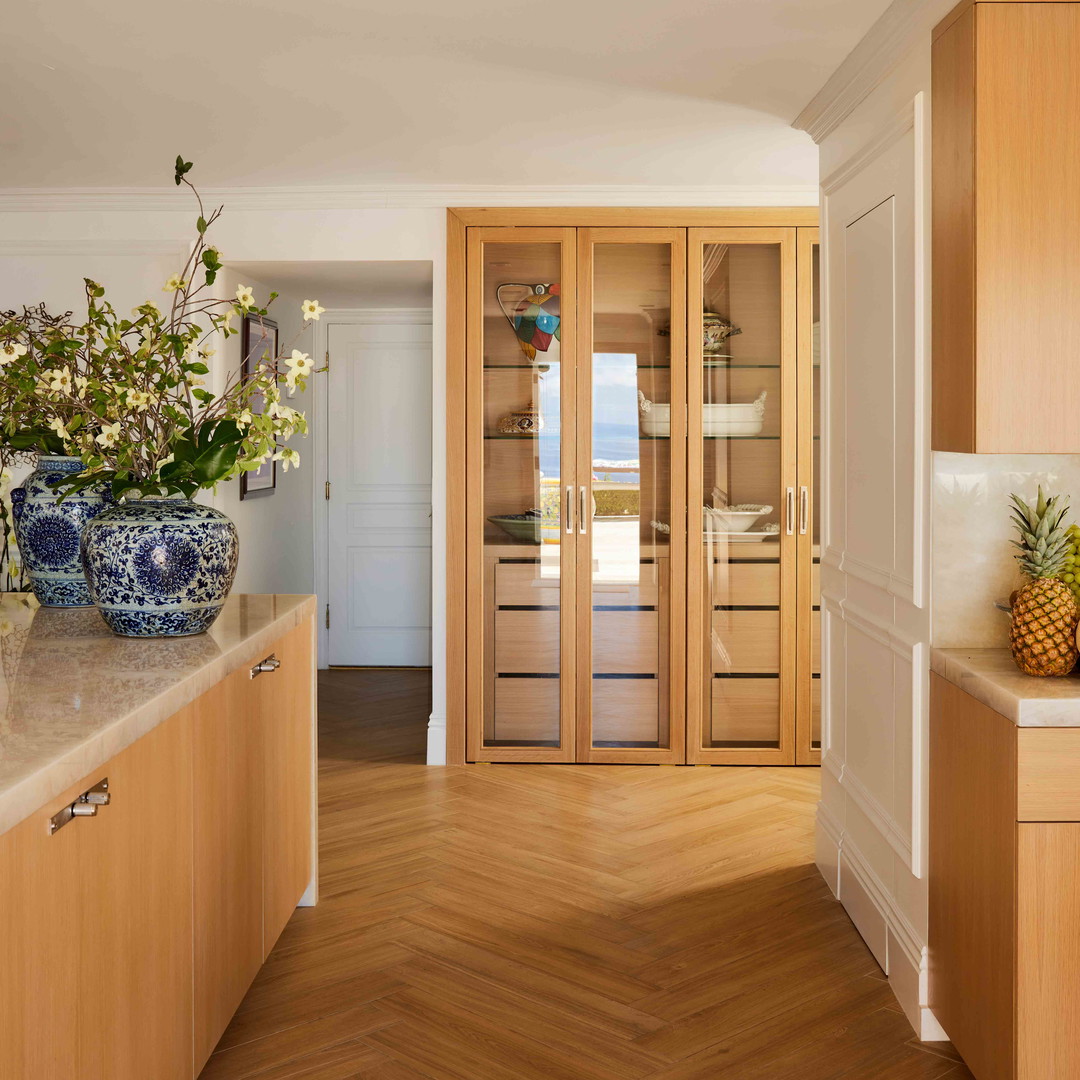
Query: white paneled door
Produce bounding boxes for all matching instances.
[327,316,433,666]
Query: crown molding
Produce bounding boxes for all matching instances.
[0,184,819,214]
[0,238,190,256]
[793,0,956,143]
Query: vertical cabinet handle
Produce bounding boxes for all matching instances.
[565,486,574,534]
[799,486,809,535]
[786,487,795,536]
[579,486,588,535]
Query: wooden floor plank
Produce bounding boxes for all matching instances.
[199,670,973,1080]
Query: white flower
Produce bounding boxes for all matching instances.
[44,368,72,394]
[126,389,152,411]
[0,342,27,366]
[74,375,89,395]
[274,447,300,471]
[301,299,325,322]
[236,409,254,428]
[95,421,122,448]
[236,285,255,309]
[285,349,314,375]
[188,377,207,388]
[163,274,187,293]
[132,300,160,318]
[217,311,235,332]
[198,346,216,360]
[47,417,70,441]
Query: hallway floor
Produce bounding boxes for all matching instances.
[199,670,972,1080]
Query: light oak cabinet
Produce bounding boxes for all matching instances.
[0,615,315,1080]
[451,211,819,765]
[932,1,1080,452]
[930,673,1080,1079]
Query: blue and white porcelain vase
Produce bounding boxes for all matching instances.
[10,455,111,608]
[81,496,239,637]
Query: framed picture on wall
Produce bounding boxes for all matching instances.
[240,314,277,500]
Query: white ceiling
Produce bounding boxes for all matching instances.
[1,0,892,190]
[228,261,433,308]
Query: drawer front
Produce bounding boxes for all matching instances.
[495,562,561,607]
[1018,729,1080,821]
[711,610,780,674]
[494,610,560,674]
[594,611,660,675]
[710,561,779,607]
[592,679,660,745]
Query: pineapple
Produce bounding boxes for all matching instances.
[1009,487,1080,677]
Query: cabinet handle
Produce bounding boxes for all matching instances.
[579,486,588,536]
[799,486,809,535]
[49,778,110,836]
[786,487,795,536]
[565,485,574,534]
[250,654,282,679]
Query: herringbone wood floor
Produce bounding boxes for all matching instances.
[199,670,974,1080]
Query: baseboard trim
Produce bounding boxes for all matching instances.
[426,713,447,766]
[815,808,945,1040]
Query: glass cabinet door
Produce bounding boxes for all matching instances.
[466,228,577,760]
[798,228,822,764]
[576,230,686,762]
[687,229,798,764]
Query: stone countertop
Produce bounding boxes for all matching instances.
[0,592,316,836]
[931,647,1080,726]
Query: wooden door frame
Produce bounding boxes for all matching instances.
[575,228,687,764]
[796,227,822,766]
[686,227,799,766]
[446,208,818,767]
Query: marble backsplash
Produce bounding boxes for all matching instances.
[933,452,1080,648]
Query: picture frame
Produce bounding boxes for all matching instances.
[239,313,277,500]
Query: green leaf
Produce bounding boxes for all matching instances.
[185,362,209,375]
[196,216,207,233]
[204,269,217,287]
[174,156,194,186]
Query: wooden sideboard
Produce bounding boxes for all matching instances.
[930,672,1080,1079]
[0,607,316,1079]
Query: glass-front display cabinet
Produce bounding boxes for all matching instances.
[460,215,819,764]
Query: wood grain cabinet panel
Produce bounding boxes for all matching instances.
[260,619,316,954]
[0,614,315,1080]
[193,667,265,1071]
[932,674,1080,1079]
[933,1,1080,452]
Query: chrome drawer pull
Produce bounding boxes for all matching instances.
[250,654,282,679]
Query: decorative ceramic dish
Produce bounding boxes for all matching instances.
[704,521,781,544]
[639,391,767,438]
[488,512,559,544]
[706,504,773,533]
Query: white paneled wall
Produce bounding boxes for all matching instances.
[812,62,936,1037]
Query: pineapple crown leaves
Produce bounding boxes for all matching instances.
[1009,486,1073,578]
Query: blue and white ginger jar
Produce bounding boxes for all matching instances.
[10,455,112,608]
[81,496,239,637]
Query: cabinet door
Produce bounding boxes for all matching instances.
[796,227,821,765]
[193,666,264,1069]
[687,228,798,764]
[467,227,579,761]
[0,780,85,1076]
[260,618,316,953]
[79,706,195,1080]
[576,228,687,763]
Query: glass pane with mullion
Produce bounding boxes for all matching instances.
[590,243,672,749]
[482,243,565,748]
[701,242,784,749]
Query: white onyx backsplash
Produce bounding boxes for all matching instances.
[933,452,1080,648]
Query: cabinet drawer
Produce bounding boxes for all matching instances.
[492,678,561,745]
[1018,729,1080,821]
[495,610,560,673]
[710,561,779,607]
[594,611,659,674]
[711,610,780,674]
[593,679,660,745]
[495,561,561,606]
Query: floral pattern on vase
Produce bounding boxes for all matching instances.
[81,497,238,637]
[10,456,112,608]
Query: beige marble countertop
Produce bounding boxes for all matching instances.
[0,592,316,836]
[931,647,1080,726]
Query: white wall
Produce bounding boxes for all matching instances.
[807,38,937,1040]
[213,267,316,597]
